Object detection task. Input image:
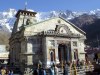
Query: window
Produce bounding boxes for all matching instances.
[73,41,77,47]
[26,19,30,25]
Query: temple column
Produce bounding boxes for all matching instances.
[55,40,60,64]
[70,40,74,61]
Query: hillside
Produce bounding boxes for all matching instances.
[82,19,100,47]
[70,14,97,28]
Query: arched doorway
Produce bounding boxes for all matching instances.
[50,49,55,63]
[74,49,78,60]
[50,51,54,61]
[58,44,70,63]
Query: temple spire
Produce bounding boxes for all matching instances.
[25,1,27,10]
[22,1,27,25]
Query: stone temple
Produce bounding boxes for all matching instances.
[9,9,86,74]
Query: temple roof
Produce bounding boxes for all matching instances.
[24,17,86,35]
[15,9,37,17]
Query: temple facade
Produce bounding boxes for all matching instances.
[9,10,86,74]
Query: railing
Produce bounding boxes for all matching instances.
[46,65,94,75]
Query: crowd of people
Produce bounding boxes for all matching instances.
[33,65,46,75]
[32,59,93,75]
[0,60,92,75]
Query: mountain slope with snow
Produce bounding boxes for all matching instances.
[0,8,100,32]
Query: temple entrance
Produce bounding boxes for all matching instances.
[50,49,55,62]
[58,44,71,63]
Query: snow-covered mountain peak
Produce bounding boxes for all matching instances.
[2,9,16,18]
[0,8,100,32]
[0,9,16,32]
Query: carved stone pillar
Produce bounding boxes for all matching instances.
[55,40,60,64]
[70,41,74,61]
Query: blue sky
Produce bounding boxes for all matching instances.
[0,0,100,12]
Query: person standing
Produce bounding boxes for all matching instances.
[1,67,6,75]
[50,66,54,75]
[63,62,69,75]
[55,66,58,75]
[72,61,77,75]
[38,68,43,75]
[8,70,13,75]
[43,68,46,75]
[76,59,80,69]
[33,69,38,75]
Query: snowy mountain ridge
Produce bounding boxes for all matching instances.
[0,8,100,32]
[0,9,16,32]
